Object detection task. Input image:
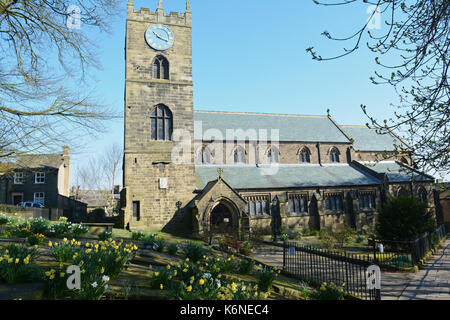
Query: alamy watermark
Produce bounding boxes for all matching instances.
[367,5,382,30]
[66,265,81,290]
[366,265,381,290]
[67,5,81,30]
[171,123,281,176]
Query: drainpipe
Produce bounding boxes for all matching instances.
[254,140,259,167]
[317,142,322,166]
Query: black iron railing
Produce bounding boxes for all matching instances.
[282,242,380,300]
[370,224,448,268]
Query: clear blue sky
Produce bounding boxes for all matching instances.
[71,0,412,185]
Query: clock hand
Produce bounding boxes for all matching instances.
[152,30,169,42]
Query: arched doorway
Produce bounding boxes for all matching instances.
[210,203,234,235]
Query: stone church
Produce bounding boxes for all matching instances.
[121,1,436,239]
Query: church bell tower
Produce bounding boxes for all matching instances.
[122,0,195,231]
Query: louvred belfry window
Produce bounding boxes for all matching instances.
[150,105,173,141]
[152,55,169,80]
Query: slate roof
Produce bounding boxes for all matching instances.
[194,111,351,143]
[16,154,65,169]
[342,126,407,152]
[0,154,64,172]
[195,164,381,190]
[357,161,434,183]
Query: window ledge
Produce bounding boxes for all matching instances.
[325,210,344,214]
[287,213,309,217]
[250,215,271,220]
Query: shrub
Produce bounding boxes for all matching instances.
[298,281,312,299]
[142,233,158,246]
[217,256,236,273]
[27,233,46,246]
[0,227,13,238]
[376,195,436,241]
[49,240,79,263]
[43,266,71,299]
[47,220,72,238]
[154,237,166,253]
[98,230,112,241]
[332,228,355,248]
[239,241,253,255]
[182,242,206,263]
[29,217,51,235]
[74,274,111,300]
[71,224,90,237]
[151,265,174,290]
[310,282,345,300]
[7,216,25,227]
[44,239,138,299]
[255,265,279,291]
[0,244,40,284]
[356,234,365,244]
[0,214,9,225]
[167,243,179,256]
[14,226,33,238]
[238,258,254,275]
[131,231,145,241]
[73,240,138,278]
[319,232,335,250]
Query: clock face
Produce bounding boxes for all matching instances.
[145,24,174,51]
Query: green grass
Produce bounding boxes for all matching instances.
[111,228,203,245]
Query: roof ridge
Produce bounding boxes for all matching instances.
[194,110,328,118]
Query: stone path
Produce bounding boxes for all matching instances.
[251,239,450,300]
[383,239,450,300]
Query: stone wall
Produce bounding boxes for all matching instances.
[240,185,381,234]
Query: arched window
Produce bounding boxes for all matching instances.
[418,187,427,203]
[267,146,279,164]
[152,55,169,80]
[233,146,246,164]
[329,147,340,163]
[196,146,212,164]
[150,104,172,141]
[299,147,311,163]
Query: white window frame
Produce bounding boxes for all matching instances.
[34,192,45,205]
[35,172,45,184]
[14,172,24,184]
